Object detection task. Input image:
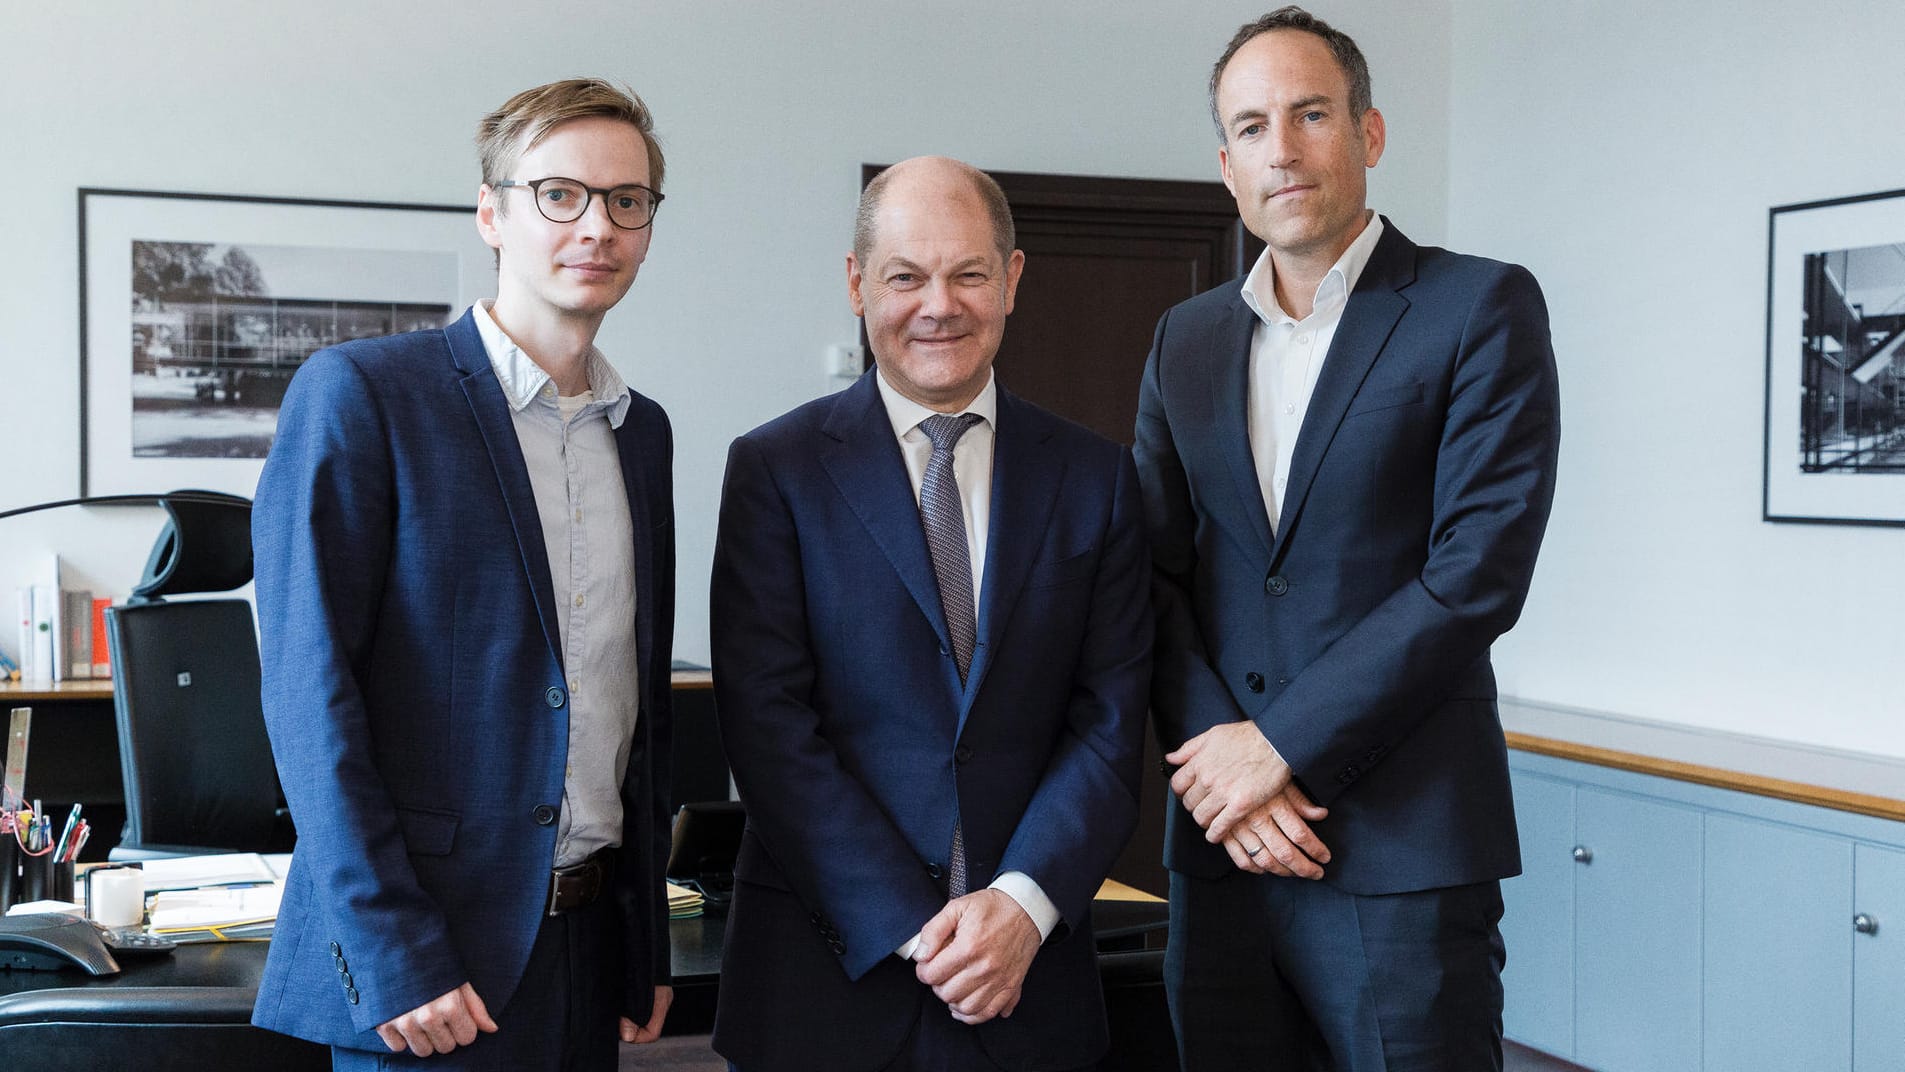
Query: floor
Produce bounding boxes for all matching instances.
[622,1036,1591,1070]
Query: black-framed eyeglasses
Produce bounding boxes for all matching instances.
[493,177,664,230]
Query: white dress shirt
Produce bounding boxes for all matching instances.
[872,368,1061,954]
[1242,212,1385,535]
[473,300,640,869]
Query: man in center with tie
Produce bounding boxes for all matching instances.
[709,155,1151,1072]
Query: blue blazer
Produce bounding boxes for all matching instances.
[707,373,1151,1072]
[1135,221,1560,894]
[249,310,675,1049]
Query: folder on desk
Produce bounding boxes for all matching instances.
[666,881,703,919]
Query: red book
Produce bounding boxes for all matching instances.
[91,598,112,680]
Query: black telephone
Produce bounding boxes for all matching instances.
[0,913,122,975]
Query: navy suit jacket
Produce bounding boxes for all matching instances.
[707,372,1151,1072]
[249,311,675,1049]
[1135,221,1560,894]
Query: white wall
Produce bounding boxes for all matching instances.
[0,0,1450,665]
[1448,1,1905,756]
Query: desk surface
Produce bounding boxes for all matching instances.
[0,680,116,703]
[0,938,269,1002]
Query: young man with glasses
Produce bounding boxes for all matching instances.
[251,79,677,1070]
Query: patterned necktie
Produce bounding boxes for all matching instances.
[917,412,982,896]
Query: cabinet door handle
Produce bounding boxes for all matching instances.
[1571,845,1593,864]
[1854,914,1878,936]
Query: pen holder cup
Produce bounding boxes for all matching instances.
[21,853,75,904]
[0,835,20,913]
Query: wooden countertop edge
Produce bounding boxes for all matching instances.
[1506,731,1905,824]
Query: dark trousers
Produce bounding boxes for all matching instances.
[1164,871,1504,1072]
[728,996,1101,1072]
[331,889,623,1072]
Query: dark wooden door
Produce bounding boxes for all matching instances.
[864,166,1260,896]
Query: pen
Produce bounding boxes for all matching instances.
[53,802,81,860]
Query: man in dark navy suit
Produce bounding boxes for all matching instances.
[252,79,676,1069]
[1136,9,1561,1070]
[709,156,1151,1072]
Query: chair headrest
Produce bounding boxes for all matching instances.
[130,491,253,601]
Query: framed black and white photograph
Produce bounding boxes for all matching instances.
[80,188,493,497]
[1764,187,1905,526]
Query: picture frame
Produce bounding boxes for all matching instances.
[1763,187,1905,526]
[79,188,494,498]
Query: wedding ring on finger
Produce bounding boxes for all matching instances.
[1245,845,1264,858]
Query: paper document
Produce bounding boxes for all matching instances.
[147,883,282,940]
[139,852,279,892]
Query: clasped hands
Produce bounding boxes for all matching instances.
[912,889,1042,1025]
[1167,720,1331,878]
[376,982,672,1056]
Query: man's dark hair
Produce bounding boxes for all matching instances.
[1208,6,1373,142]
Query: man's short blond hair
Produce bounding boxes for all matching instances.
[476,78,665,203]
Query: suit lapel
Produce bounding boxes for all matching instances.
[1207,298,1277,560]
[1270,222,1416,564]
[612,415,655,696]
[818,375,958,687]
[961,388,1063,724]
[446,311,565,669]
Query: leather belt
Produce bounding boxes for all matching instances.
[546,846,616,917]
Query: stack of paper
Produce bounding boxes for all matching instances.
[665,881,703,919]
[147,882,283,942]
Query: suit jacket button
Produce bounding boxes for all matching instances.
[809,911,823,926]
[335,958,349,973]
[340,971,354,988]
[828,938,846,955]
[533,804,558,825]
[1264,574,1289,596]
[329,941,342,957]
[1244,672,1264,693]
[954,745,974,765]
[346,987,360,1005]
[926,863,943,880]
[545,686,566,709]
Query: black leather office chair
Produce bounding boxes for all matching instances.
[102,493,293,859]
[0,941,328,1071]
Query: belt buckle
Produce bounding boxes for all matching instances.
[546,856,603,917]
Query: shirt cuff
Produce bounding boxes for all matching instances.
[990,871,1060,942]
[896,933,922,960]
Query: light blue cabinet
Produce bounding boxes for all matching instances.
[1703,814,1853,1072]
[1573,789,1703,1072]
[1505,750,1905,1072]
[1501,771,1574,1057]
[1854,843,1905,1072]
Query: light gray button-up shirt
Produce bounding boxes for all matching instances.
[473,301,640,869]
